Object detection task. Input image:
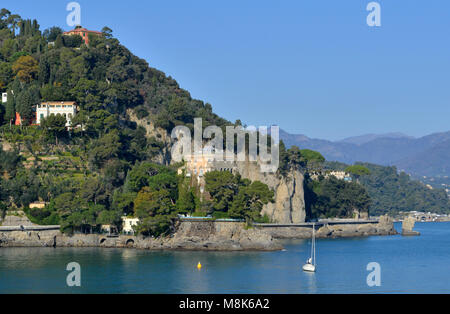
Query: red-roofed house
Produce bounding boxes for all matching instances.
[63,25,103,45]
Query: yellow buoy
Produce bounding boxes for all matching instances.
[197,262,202,270]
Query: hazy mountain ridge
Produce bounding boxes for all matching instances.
[340,133,414,145]
[280,130,450,177]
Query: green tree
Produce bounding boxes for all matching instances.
[305,176,371,219]
[7,13,21,36]
[229,181,274,223]
[204,171,240,212]
[0,62,12,90]
[41,113,67,144]
[88,131,121,168]
[176,177,196,214]
[43,26,63,42]
[12,55,38,83]
[4,90,15,124]
[345,165,371,182]
[134,187,176,237]
[15,85,39,123]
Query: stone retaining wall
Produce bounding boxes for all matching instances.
[259,215,398,239]
[0,216,398,251]
[0,221,282,251]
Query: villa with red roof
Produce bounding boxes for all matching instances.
[63,25,103,45]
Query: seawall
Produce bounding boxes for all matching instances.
[0,216,398,251]
[0,221,282,251]
[256,216,398,239]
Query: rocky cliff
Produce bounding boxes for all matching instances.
[0,211,37,227]
[126,109,173,165]
[236,161,306,224]
[127,109,307,224]
[401,216,420,236]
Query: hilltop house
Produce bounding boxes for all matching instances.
[36,101,78,127]
[2,92,7,103]
[63,25,102,45]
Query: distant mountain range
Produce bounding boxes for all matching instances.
[280,130,450,177]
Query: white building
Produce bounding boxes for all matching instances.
[327,171,349,180]
[121,217,140,235]
[2,93,7,103]
[36,101,78,127]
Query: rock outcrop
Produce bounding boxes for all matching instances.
[259,215,398,239]
[236,161,306,224]
[0,211,37,227]
[0,230,59,247]
[126,109,173,165]
[402,216,420,236]
[156,221,282,251]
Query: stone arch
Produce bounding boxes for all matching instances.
[100,238,107,244]
[126,239,135,247]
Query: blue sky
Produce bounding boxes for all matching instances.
[4,0,450,140]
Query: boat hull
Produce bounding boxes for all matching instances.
[302,264,316,272]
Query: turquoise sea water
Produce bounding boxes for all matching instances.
[0,222,449,294]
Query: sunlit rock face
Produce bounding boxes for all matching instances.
[235,161,306,224]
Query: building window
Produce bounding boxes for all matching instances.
[40,114,44,120]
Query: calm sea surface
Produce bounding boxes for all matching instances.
[0,222,449,294]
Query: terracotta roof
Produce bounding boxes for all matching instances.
[41,101,77,105]
[64,27,102,35]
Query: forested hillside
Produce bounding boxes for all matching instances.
[0,9,267,235]
[281,129,450,178]
[324,161,450,215]
[0,9,426,234]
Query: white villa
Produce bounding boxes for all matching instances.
[36,101,78,127]
[122,217,140,235]
[310,170,352,182]
[327,171,351,181]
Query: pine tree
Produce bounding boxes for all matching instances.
[4,90,15,125]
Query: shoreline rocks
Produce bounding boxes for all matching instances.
[0,216,400,251]
[258,215,398,239]
[401,216,420,236]
[0,221,283,252]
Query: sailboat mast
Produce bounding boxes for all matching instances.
[313,223,316,266]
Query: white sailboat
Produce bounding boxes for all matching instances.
[302,223,316,272]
